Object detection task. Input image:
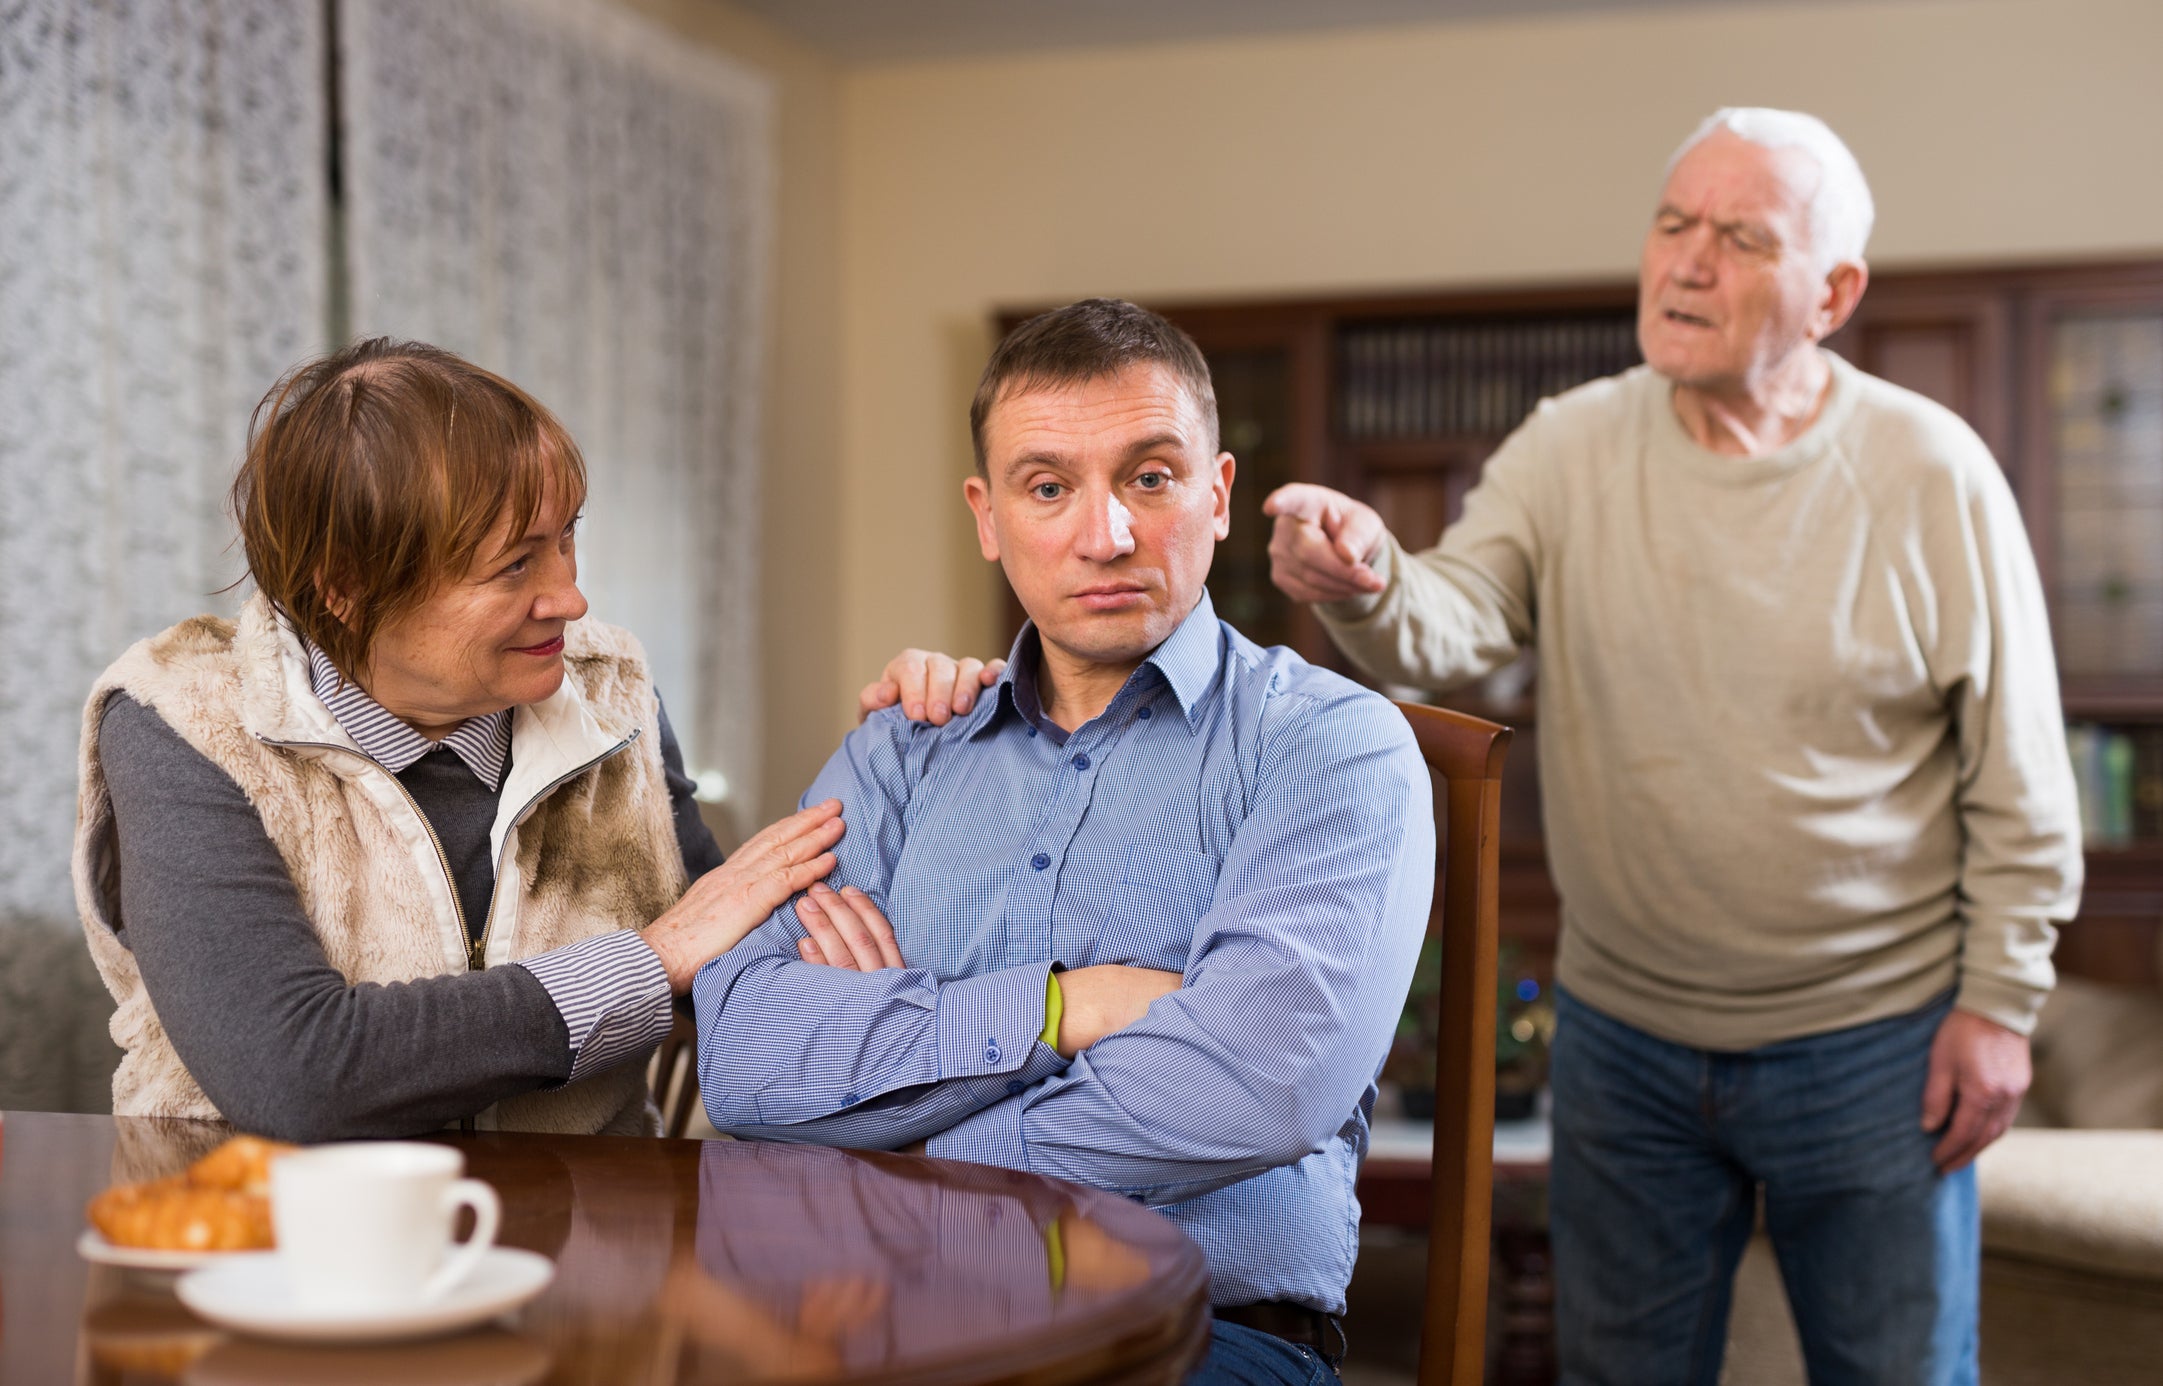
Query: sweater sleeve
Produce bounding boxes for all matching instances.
[97,694,576,1141]
[1312,414,1546,690]
[1930,460,2085,1034]
[655,695,726,879]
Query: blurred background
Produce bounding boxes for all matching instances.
[3,5,2161,1377]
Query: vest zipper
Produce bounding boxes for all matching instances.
[256,731,639,972]
[465,734,638,971]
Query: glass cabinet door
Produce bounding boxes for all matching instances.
[2034,293,2163,853]
[2046,308,2163,682]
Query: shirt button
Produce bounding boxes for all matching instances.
[841,1091,860,1106]
[1137,706,1153,720]
[1073,754,1091,771]
[985,1040,1002,1065]
[1006,1079,1025,1096]
[1031,852,1051,871]
[1027,726,1039,738]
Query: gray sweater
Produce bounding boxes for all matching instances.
[96,692,724,1140]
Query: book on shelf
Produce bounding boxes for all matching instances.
[1336,313,1641,441]
[2065,722,2162,849]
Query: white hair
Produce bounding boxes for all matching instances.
[1667,107,1874,270]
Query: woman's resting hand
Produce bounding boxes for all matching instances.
[644,799,846,993]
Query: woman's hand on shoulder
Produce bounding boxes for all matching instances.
[644,799,846,993]
[857,650,1004,726]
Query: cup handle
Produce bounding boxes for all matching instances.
[422,1177,501,1301]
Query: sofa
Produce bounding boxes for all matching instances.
[1721,977,2163,1384]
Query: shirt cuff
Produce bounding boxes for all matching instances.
[517,931,675,1085]
[924,1040,1065,1170]
[1039,969,1064,1050]
[936,961,1056,1081]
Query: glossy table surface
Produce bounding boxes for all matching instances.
[0,1111,1210,1385]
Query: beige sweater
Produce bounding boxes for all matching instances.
[1321,354,2082,1049]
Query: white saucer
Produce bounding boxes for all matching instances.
[78,1227,236,1275]
[176,1248,554,1345]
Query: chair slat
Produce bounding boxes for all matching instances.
[1394,701,1511,1386]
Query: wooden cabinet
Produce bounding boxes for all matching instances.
[1830,276,2015,462]
[997,261,2163,988]
[1834,263,2163,989]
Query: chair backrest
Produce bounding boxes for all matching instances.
[1393,700,1512,1386]
[650,1005,702,1138]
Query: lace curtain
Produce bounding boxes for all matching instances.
[340,0,774,808]
[0,0,329,1109]
[0,0,774,1113]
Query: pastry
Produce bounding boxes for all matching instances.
[183,1135,290,1196]
[86,1135,296,1251]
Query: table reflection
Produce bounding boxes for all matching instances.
[29,1111,1208,1386]
[78,1269,554,1386]
[109,1116,236,1186]
[673,1142,1161,1375]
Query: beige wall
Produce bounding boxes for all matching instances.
[622,0,2163,814]
[611,0,845,826]
[834,0,2163,696]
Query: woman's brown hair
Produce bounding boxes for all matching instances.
[232,339,587,681]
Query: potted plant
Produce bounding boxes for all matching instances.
[1384,940,1552,1122]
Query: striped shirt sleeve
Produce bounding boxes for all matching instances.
[517,930,674,1084]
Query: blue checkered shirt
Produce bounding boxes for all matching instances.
[692,593,1435,1312]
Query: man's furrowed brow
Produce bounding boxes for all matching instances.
[1001,449,1070,480]
[1121,432,1189,462]
[1713,213,1782,245]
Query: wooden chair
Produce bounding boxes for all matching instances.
[1394,700,1513,1386]
[649,1001,702,1138]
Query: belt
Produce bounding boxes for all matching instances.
[1212,1301,1347,1370]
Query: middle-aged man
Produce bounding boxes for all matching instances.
[1264,108,2083,1385]
[693,298,1435,1385]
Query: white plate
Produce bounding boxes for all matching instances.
[176,1247,555,1345]
[78,1227,240,1275]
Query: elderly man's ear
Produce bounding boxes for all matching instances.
[1814,260,1870,343]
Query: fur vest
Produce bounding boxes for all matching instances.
[74,593,688,1135]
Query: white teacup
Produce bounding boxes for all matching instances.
[270,1142,500,1313]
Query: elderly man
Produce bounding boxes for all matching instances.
[695,298,1435,1385]
[1265,108,2082,1385]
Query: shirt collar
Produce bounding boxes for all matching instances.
[967,590,1223,741]
[1142,589,1224,725]
[303,639,513,790]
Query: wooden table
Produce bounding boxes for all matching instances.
[0,1111,1210,1385]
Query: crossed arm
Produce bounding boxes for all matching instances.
[692,692,1435,1204]
[793,884,1181,1060]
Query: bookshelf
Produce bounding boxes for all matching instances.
[996,259,2163,991]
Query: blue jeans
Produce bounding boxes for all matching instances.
[1549,987,1978,1386]
[1186,1321,1337,1384]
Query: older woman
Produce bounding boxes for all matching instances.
[73,339,992,1141]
